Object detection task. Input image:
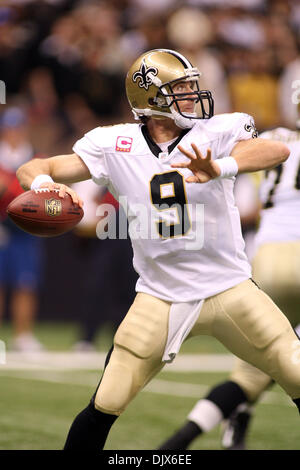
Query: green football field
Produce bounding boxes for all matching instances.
[0,322,299,451]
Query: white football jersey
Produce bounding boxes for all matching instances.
[255,127,300,247]
[73,112,255,302]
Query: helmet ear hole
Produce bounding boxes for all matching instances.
[148,96,166,107]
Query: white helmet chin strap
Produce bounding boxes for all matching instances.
[171,109,197,129]
[132,107,196,129]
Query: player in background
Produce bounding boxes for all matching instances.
[159,124,300,450]
[15,49,300,451]
[0,107,44,352]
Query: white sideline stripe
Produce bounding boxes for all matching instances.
[0,369,292,407]
[0,352,107,371]
[0,353,293,407]
[0,352,235,371]
[144,380,293,407]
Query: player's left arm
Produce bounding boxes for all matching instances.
[172,138,289,183]
[230,137,290,173]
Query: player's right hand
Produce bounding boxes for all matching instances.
[38,182,84,208]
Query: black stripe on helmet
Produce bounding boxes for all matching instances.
[149,49,193,69]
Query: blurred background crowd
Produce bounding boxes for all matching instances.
[0,0,299,352]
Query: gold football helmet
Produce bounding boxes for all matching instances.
[125,49,214,129]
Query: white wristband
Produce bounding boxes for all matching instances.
[31,174,54,190]
[215,157,238,178]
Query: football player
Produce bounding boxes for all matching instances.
[16,49,300,450]
[158,125,300,450]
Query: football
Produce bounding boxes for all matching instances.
[6,188,84,237]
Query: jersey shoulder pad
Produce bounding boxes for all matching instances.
[85,122,140,152]
[201,112,255,136]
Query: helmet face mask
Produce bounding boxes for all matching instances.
[155,79,214,120]
[126,49,214,129]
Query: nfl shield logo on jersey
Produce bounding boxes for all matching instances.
[116,136,133,152]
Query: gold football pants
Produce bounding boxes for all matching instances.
[228,241,300,401]
[94,279,300,415]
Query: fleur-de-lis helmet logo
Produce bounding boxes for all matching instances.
[132,61,158,90]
